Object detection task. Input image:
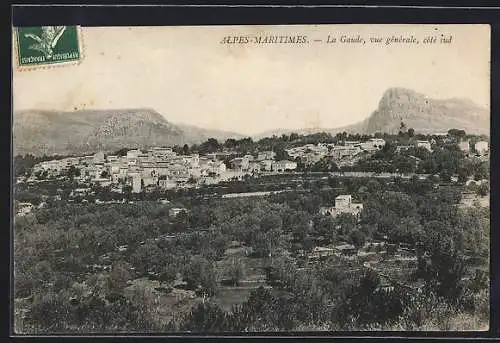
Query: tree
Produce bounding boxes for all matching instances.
[336,270,383,327]
[476,181,489,197]
[26,291,73,332]
[419,237,466,301]
[349,230,366,249]
[260,213,283,232]
[289,133,300,141]
[366,179,382,194]
[172,210,189,232]
[311,157,338,172]
[182,144,190,155]
[199,138,220,154]
[335,213,357,237]
[314,215,336,242]
[448,129,467,140]
[130,241,164,276]
[252,225,283,259]
[457,168,468,183]
[234,286,278,331]
[122,185,133,200]
[265,256,297,290]
[66,165,81,180]
[399,121,407,132]
[407,128,415,138]
[14,154,37,177]
[107,261,133,294]
[390,217,423,244]
[159,264,178,284]
[289,211,310,242]
[224,138,237,150]
[183,257,218,296]
[114,148,129,157]
[474,162,489,181]
[275,148,290,161]
[226,258,246,286]
[181,301,230,332]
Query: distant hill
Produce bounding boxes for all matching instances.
[175,124,246,144]
[254,88,490,138]
[13,109,243,156]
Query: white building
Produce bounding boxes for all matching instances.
[370,138,386,147]
[119,166,129,178]
[128,173,142,193]
[36,160,65,174]
[360,138,385,152]
[257,151,276,161]
[159,178,177,189]
[169,207,186,217]
[190,153,200,167]
[126,149,142,160]
[91,178,112,187]
[475,141,489,155]
[458,140,470,153]
[330,146,361,160]
[200,160,226,176]
[230,156,250,171]
[416,140,432,151]
[260,160,273,172]
[319,194,364,219]
[272,160,297,172]
[16,202,33,216]
[108,162,121,175]
[106,155,119,162]
[150,147,175,159]
[93,151,105,164]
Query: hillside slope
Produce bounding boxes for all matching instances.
[13,109,242,156]
[354,88,490,135]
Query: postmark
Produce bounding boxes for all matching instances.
[14,26,82,70]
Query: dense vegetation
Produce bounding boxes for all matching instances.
[12,128,490,332]
[13,174,489,333]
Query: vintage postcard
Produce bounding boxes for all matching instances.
[12,24,490,334]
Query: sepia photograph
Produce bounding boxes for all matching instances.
[12,24,490,333]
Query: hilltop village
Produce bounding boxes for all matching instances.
[18,134,489,196]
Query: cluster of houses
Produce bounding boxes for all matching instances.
[228,151,298,173]
[24,134,489,195]
[394,140,432,153]
[28,147,299,193]
[286,138,387,166]
[419,135,489,157]
[377,136,489,159]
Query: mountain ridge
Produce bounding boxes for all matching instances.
[359,87,489,134]
[13,88,490,156]
[253,88,489,138]
[13,108,244,156]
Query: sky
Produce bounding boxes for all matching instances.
[13,24,490,136]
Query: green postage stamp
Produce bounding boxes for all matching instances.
[14,26,82,68]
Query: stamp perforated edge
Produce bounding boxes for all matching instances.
[13,25,85,72]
